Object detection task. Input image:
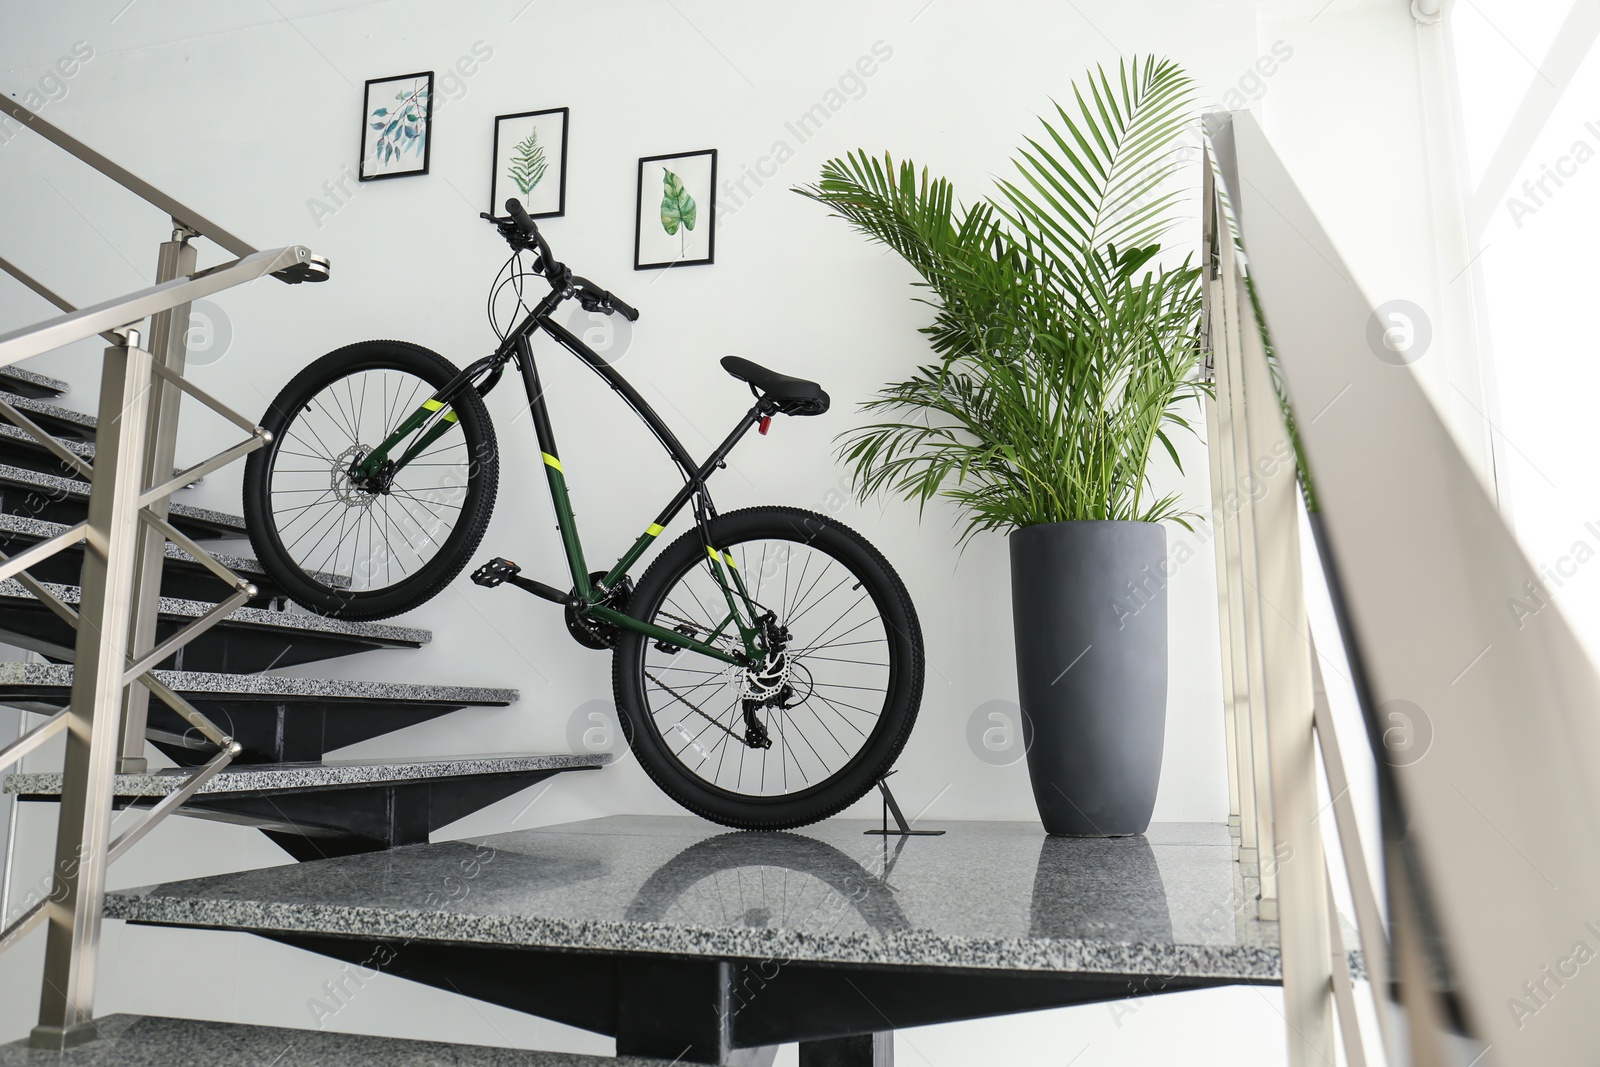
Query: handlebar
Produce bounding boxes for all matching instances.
[480,198,638,321]
[572,276,640,322]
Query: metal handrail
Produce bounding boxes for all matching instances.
[1202,126,1374,1065]
[0,99,257,259]
[0,245,319,366]
[0,94,329,1052]
[1199,108,1600,1065]
[0,255,121,345]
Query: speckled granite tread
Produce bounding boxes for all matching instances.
[0,422,93,459]
[105,816,1335,982]
[6,752,612,797]
[0,662,517,705]
[0,389,96,430]
[0,578,426,643]
[0,1014,678,1066]
[0,513,350,588]
[0,423,198,479]
[0,365,68,396]
[0,463,245,532]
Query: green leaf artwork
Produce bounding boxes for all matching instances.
[367,78,429,170]
[508,128,548,196]
[660,168,698,255]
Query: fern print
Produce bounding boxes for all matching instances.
[508,128,548,196]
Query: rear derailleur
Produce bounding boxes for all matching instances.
[738,612,795,750]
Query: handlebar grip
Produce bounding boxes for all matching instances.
[610,294,640,322]
[505,198,537,237]
[505,198,564,278]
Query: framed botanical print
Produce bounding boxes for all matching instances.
[635,149,717,270]
[490,107,569,218]
[360,71,433,181]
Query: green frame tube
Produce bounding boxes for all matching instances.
[355,344,768,669]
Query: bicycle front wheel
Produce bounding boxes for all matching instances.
[613,506,925,829]
[242,340,499,619]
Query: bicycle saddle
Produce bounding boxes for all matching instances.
[720,356,830,416]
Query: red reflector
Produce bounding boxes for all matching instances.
[759,416,772,435]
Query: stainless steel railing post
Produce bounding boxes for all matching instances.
[116,223,199,774]
[32,330,155,1050]
[0,705,21,925]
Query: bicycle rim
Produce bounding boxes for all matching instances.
[267,367,472,590]
[639,536,893,800]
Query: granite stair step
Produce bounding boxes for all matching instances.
[0,462,245,539]
[0,663,516,766]
[0,1014,681,1066]
[0,364,68,400]
[0,423,94,479]
[0,422,201,483]
[103,818,1342,1058]
[0,577,427,671]
[0,390,96,441]
[0,513,346,604]
[7,753,610,860]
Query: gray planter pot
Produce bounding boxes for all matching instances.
[1009,521,1168,836]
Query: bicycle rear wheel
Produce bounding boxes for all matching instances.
[613,506,924,829]
[242,340,499,619]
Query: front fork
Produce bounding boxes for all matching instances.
[350,357,497,485]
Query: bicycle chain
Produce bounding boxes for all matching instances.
[644,669,745,746]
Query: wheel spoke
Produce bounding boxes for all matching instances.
[266,364,479,596]
[636,534,898,801]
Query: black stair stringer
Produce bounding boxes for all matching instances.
[146,701,461,767]
[256,933,1254,1064]
[176,768,587,858]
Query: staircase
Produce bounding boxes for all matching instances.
[0,369,608,862]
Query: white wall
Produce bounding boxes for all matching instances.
[1447,0,1600,664]
[0,1,1451,1062]
[0,0,1245,836]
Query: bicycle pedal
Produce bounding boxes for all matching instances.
[472,557,521,588]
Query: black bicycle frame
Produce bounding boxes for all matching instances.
[363,283,775,666]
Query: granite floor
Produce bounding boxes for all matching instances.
[0,1015,680,1066]
[108,816,1283,981]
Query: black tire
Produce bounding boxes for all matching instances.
[243,340,498,620]
[613,506,924,830]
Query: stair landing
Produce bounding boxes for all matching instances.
[109,816,1285,978]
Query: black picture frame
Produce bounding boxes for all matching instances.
[359,70,434,182]
[635,149,717,270]
[490,107,569,219]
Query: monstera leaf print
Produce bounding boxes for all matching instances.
[508,128,547,195]
[660,168,698,254]
[368,80,429,168]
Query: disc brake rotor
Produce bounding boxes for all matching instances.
[331,444,376,508]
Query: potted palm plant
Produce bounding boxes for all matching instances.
[795,57,1204,836]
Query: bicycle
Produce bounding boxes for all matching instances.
[242,198,925,829]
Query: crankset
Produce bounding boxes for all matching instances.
[471,557,632,649]
[567,571,633,649]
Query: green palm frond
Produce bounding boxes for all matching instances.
[998,56,1196,293]
[793,56,1205,541]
